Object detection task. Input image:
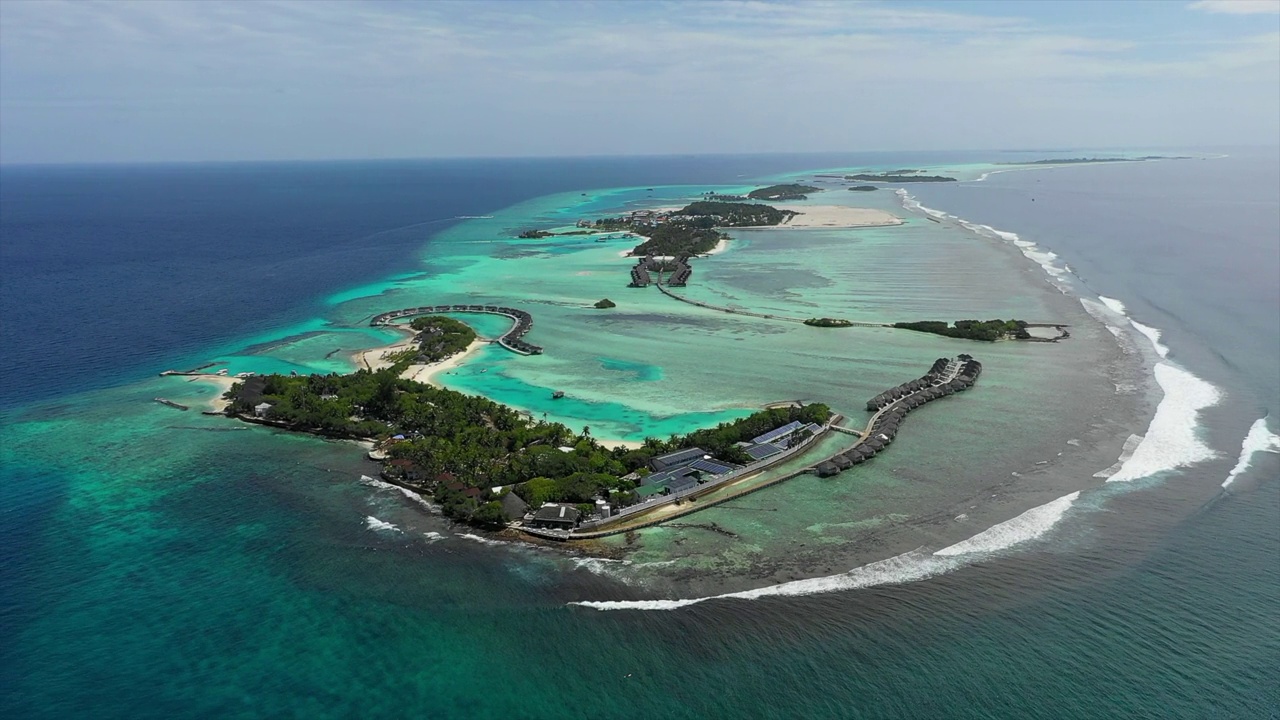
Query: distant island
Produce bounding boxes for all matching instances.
[848,185,878,192]
[1006,156,1191,166]
[747,184,822,201]
[804,318,854,327]
[893,319,1031,341]
[846,173,956,183]
[593,298,616,309]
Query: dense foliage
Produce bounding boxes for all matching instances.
[893,319,1030,342]
[804,318,853,327]
[848,185,878,192]
[747,184,821,200]
[225,366,830,526]
[593,298,616,309]
[630,222,726,256]
[518,229,553,238]
[677,201,797,226]
[408,315,476,363]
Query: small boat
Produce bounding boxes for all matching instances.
[552,391,565,399]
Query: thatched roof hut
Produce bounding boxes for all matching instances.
[816,461,840,478]
[833,454,853,470]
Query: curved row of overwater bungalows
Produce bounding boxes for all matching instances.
[865,355,982,411]
[817,356,982,478]
[369,304,542,355]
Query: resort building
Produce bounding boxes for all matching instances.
[253,402,273,418]
[530,504,581,530]
[650,447,709,471]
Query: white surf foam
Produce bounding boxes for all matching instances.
[365,516,400,533]
[934,491,1080,556]
[1097,295,1127,315]
[573,492,1083,611]
[1222,417,1280,488]
[1107,363,1221,483]
[1129,320,1169,358]
[456,532,507,546]
[359,475,440,513]
[423,531,445,543]
[1093,433,1144,478]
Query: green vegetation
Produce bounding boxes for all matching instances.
[747,184,822,200]
[893,319,1031,342]
[677,201,797,227]
[631,223,725,256]
[518,229,553,238]
[593,298,616,309]
[804,318,853,327]
[848,185,878,192]
[407,315,476,363]
[846,173,956,183]
[224,365,831,527]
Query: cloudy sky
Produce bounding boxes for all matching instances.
[1,0,1277,164]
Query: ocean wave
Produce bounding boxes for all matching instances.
[359,474,440,513]
[569,556,634,577]
[1093,434,1144,478]
[1222,417,1280,488]
[456,532,507,546]
[455,215,494,219]
[365,516,400,533]
[1107,363,1221,483]
[898,190,1072,289]
[933,491,1080,556]
[572,491,1083,611]
[423,531,445,543]
[1129,320,1169,359]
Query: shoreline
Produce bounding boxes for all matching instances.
[400,339,487,385]
[186,374,237,412]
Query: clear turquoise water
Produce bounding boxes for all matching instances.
[2,153,1276,718]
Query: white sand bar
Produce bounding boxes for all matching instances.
[771,205,903,228]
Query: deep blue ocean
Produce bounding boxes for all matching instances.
[1,150,1277,718]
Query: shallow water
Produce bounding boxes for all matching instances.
[2,152,1276,718]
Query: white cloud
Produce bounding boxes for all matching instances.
[1188,0,1280,14]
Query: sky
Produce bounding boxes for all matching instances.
[1,0,1278,164]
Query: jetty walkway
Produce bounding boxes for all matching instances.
[525,355,982,541]
[371,304,542,355]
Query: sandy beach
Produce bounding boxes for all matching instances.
[400,339,486,385]
[186,374,237,412]
[352,325,418,371]
[772,204,903,228]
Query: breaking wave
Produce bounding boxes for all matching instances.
[572,491,1082,611]
[1222,417,1280,488]
[1107,363,1220,482]
[359,474,440,513]
[365,516,400,533]
[1094,434,1144,478]
[933,492,1080,556]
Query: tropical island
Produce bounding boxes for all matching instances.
[804,317,854,327]
[593,298,616,309]
[403,315,477,362]
[1006,156,1191,165]
[848,185,878,192]
[746,184,822,201]
[846,172,957,183]
[892,319,1031,341]
[593,200,799,258]
[221,360,831,530]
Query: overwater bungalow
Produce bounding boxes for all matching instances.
[816,461,840,478]
[833,454,853,470]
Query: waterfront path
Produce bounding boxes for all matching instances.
[371,304,542,355]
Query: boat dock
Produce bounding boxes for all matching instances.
[371,304,542,355]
